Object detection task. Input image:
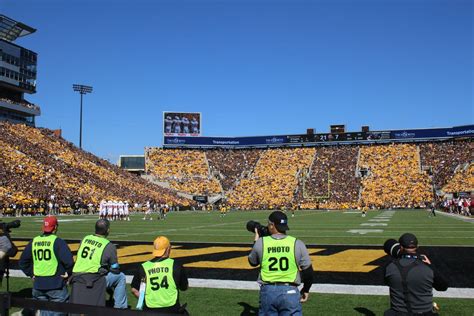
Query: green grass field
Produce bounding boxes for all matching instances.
[7,209,474,246]
[3,278,474,315]
[4,209,474,315]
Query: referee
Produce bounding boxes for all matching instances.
[248,211,314,315]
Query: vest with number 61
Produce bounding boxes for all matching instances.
[73,234,110,273]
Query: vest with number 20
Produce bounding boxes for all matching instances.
[142,258,178,308]
[261,236,298,283]
[73,235,110,273]
[32,235,59,277]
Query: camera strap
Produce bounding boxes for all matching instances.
[394,259,420,315]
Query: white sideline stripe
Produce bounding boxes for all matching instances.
[8,270,473,299]
[436,211,474,223]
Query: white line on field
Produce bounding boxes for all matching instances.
[7,270,472,298]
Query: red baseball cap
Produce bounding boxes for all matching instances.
[43,216,58,233]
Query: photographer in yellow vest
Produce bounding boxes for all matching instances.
[131,236,189,314]
[248,211,314,316]
[19,216,74,316]
[69,219,127,309]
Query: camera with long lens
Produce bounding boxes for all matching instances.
[0,220,21,285]
[246,220,270,237]
[383,239,401,258]
[0,220,21,235]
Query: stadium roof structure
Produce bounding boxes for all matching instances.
[0,15,36,42]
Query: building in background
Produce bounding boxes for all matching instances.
[118,155,145,175]
[0,14,40,126]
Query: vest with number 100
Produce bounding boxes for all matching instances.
[261,236,298,283]
[32,235,59,277]
[73,235,110,273]
[142,258,177,308]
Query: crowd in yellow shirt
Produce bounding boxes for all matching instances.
[0,122,187,212]
[227,148,315,209]
[359,144,432,208]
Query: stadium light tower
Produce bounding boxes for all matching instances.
[72,84,93,149]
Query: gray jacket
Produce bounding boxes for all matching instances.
[384,256,448,314]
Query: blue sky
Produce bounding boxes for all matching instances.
[2,0,472,162]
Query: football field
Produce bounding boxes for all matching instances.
[8,209,474,245]
[5,209,474,315]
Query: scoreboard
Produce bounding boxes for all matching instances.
[289,131,390,143]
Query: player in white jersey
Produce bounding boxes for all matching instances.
[165,116,173,133]
[112,200,119,221]
[182,117,190,134]
[99,200,107,219]
[143,201,153,220]
[124,201,130,221]
[173,116,182,133]
[191,117,199,134]
[118,200,125,220]
[106,200,114,220]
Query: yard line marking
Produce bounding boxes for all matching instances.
[346,229,384,235]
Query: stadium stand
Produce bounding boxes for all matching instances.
[0,97,40,112]
[206,149,261,192]
[358,144,433,208]
[299,145,360,210]
[0,122,188,213]
[146,148,209,178]
[2,122,472,213]
[226,148,315,209]
[145,148,222,195]
[443,162,474,193]
[169,177,222,195]
[419,140,474,190]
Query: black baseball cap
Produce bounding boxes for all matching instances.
[269,211,289,232]
[399,233,418,248]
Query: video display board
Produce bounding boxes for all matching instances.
[163,112,201,137]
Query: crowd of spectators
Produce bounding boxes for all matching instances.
[358,144,433,208]
[227,148,315,209]
[299,145,360,210]
[169,177,222,195]
[207,149,261,191]
[146,148,223,195]
[0,122,188,214]
[0,97,40,111]
[2,122,472,214]
[419,140,474,189]
[442,162,473,194]
[146,148,209,178]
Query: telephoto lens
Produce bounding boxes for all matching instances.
[246,221,270,237]
[383,239,401,258]
[246,220,259,233]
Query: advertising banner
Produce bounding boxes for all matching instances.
[163,125,473,148]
